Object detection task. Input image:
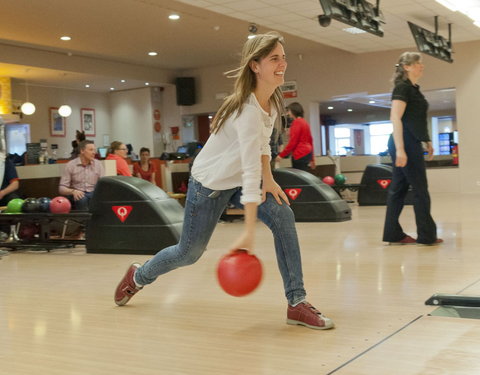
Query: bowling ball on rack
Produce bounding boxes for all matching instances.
[18,222,39,241]
[37,197,52,213]
[22,198,41,213]
[334,174,346,185]
[322,176,335,186]
[50,196,71,214]
[6,198,25,213]
[217,249,263,297]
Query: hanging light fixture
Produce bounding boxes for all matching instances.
[21,71,36,115]
[58,104,72,117]
[59,73,72,117]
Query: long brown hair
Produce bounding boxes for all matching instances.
[210,32,286,134]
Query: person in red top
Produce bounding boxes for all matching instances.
[106,141,132,176]
[275,102,315,171]
[133,147,157,184]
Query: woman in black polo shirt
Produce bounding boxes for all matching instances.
[383,52,443,246]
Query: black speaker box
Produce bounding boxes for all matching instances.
[175,77,196,106]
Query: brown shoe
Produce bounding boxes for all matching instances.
[114,263,143,306]
[389,235,416,245]
[287,302,334,330]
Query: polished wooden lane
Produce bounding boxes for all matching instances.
[1,193,480,374]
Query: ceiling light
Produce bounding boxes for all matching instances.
[148,51,158,56]
[59,105,72,117]
[110,87,115,91]
[85,84,90,88]
[327,106,334,110]
[435,0,458,12]
[21,102,36,115]
[436,0,480,27]
[145,82,150,86]
[169,14,180,20]
[120,79,126,83]
[21,74,36,115]
[347,109,353,112]
[369,100,376,104]
[343,27,366,34]
[60,36,71,41]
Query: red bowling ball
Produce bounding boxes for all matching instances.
[50,196,72,214]
[322,176,335,186]
[217,249,263,297]
[18,222,39,241]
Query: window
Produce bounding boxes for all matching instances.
[369,123,392,155]
[5,123,31,155]
[334,127,351,155]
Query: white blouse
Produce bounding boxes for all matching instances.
[191,93,276,204]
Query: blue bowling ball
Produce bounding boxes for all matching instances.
[37,197,52,213]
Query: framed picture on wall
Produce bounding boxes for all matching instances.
[81,108,96,136]
[49,107,66,137]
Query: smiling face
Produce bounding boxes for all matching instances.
[250,42,287,90]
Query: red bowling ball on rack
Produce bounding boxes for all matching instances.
[49,196,72,214]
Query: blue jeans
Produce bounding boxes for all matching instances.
[135,178,306,305]
[72,191,94,211]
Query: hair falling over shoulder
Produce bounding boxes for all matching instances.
[210,32,286,135]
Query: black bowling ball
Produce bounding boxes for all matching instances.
[37,197,51,213]
[22,198,40,213]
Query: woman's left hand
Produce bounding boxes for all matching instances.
[262,177,289,205]
[426,142,434,161]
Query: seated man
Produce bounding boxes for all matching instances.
[59,140,105,211]
[0,158,20,207]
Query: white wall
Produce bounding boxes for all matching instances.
[109,87,153,155]
[12,83,111,158]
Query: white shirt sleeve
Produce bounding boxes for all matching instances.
[235,105,263,204]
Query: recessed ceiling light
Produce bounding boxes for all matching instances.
[85,84,90,88]
[327,106,334,110]
[347,108,353,112]
[369,100,376,104]
[60,36,71,41]
[169,14,180,20]
[120,79,126,83]
[145,82,150,86]
[148,51,158,56]
[110,87,115,91]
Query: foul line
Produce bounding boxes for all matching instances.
[326,314,424,375]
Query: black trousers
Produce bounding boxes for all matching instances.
[291,153,312,172]
[382,135,437,244]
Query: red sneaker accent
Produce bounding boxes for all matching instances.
[287,302,334,330]
[114,263,143,306]
[389,235,416,245]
